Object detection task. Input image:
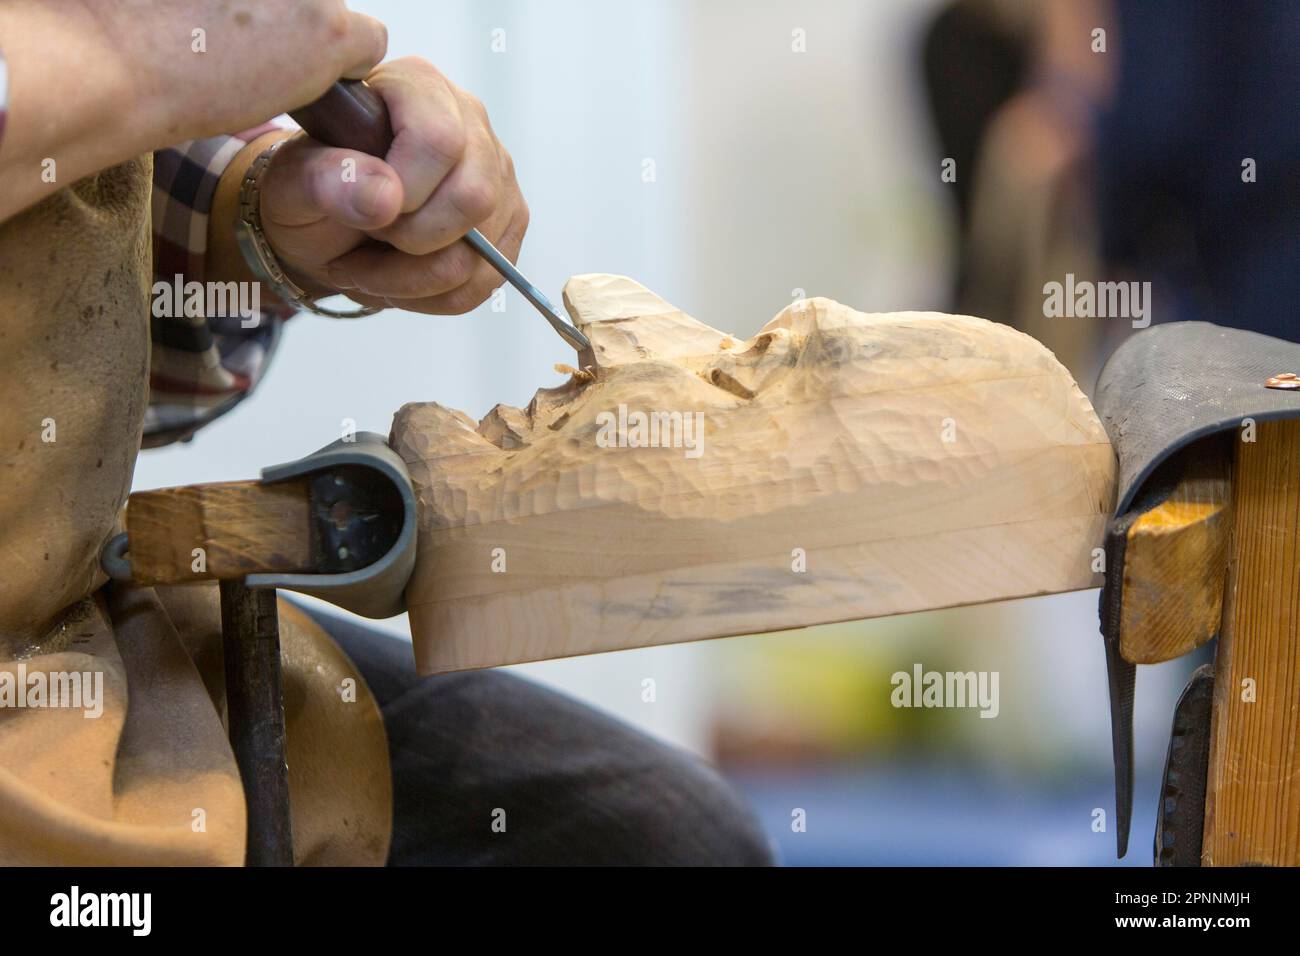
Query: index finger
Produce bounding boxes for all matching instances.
[365,58,468,214]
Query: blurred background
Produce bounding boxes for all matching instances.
[133,0,1299,864]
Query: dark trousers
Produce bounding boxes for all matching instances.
[303,606,775,866]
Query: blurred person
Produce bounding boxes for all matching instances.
[1093,0,1300,343]
[924,0,1116,387]
[921,0,1032,304]
[927,0,1299,386]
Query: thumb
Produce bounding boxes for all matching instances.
[262,137,404,232]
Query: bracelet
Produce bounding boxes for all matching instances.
[236,139,381,319]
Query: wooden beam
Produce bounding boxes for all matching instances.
[393,274,1117,674]
[1119,444,1231,664]
[125,479,312,584]
[1203,418,1300,865]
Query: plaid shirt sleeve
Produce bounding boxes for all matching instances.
[146,124,298,448]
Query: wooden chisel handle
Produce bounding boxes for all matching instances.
[290,79,395,157]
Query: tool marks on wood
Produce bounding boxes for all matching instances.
[126,479,312,584]
[392,274,1116,674]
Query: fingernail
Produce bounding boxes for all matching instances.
[351,173,391,220]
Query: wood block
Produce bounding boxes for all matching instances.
[126,479,312,585]
[1203,418,1300,865]
[392,275,1117,674]
[1119,445,1232,664]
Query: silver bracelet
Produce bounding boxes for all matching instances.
[236,139,381,319]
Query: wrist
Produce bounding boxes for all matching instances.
[211,133,348,305]
[209,131,293,292]
[227,138,380,319]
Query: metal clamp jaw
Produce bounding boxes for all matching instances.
[103,432,417,618]
[248,432,416,618]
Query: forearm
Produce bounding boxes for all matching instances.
[0,1,162,222]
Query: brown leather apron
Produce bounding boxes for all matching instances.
[0,157,391,865]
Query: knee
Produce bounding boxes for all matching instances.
[376,668,777,865]
[601,753,776,866]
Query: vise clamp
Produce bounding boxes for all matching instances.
[101,432,417,866]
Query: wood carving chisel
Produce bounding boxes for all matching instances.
[289,80,590,352]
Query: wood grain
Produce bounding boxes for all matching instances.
[1120,447,1231,664]
[1203,418,1300,865]
[394,274,1117,674]
[126,479,312,584]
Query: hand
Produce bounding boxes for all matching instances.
[257,57,530,315]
